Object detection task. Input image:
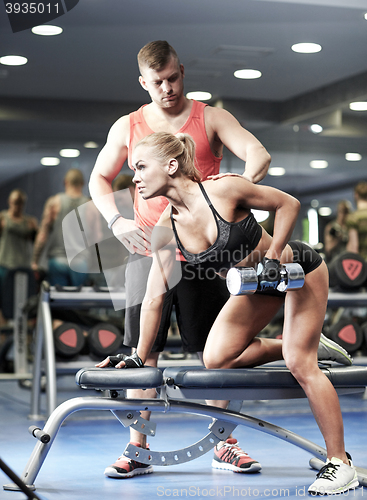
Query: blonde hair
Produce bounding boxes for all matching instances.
[137,40,180,73]
[135,132,201,182]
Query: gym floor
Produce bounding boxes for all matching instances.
[1,360,367,500]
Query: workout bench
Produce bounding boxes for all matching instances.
[4,364,367,492]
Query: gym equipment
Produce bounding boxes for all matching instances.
[30,282,127,419]
[327,319,364,354]
[328,252,367,290]
[87,323,123,358]
[53,322,85,359]
[6,364,367,492]
[0,267,37,381]
[226,262,304,295]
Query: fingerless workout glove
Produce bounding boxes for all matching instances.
[257,257,281,289]
[108,352,144,368]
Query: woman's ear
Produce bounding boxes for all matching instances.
[168,158,179,176]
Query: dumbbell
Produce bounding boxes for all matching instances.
[328,252,367,290]
[87,323,123,358]
[327,319,364,354]
[53,322,86,359]
[226,263,305,296]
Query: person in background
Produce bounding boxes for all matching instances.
[346,181,367,260]
[324,200,351,263]
[31,168,90,286]
[0,189,38,323]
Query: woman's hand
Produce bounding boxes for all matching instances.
[95,352,144,369]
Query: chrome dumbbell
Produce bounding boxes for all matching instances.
[226,263,305,296]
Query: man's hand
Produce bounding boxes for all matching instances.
[112,218,152,255]
[207,172,251,182]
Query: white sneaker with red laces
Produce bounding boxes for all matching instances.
[212,438,261,473]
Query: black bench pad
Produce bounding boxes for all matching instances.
[76,367,163,390]
[75,365,367,391]
[163,365,367,389]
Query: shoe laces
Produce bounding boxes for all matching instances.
[220,441,248,460]
[316,462,340,481]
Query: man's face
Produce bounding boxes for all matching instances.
[139,56,185,109]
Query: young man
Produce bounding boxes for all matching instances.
[89,39,271,479]
[32,168,90,286]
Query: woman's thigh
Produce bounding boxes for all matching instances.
[282,261,329,367]
[204,292,284,363]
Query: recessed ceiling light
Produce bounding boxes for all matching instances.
[310,124,323,134]
[291,43,322,54]
[349,101,367,111]
[310,160,328,169]
[31,25,63,36]
[60,149,80,158]
[234,69,262,79]
[269,167,285,176]
[0,55,28,66]
[318,207,332,217]
[186,91,212,101]
[41,157,60,166]
[84,141,99,149]
[252,210,269,223]
[345,153,362,161]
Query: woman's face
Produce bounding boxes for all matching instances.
[132,144,170,200]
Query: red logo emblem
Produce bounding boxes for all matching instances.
[342,259,363,281]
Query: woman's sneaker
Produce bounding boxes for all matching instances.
[212,438,261,473]
[308,454,359,495]
[317,334,353,366]
[104,442,153,479]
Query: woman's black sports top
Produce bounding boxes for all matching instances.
[170,183,263,273]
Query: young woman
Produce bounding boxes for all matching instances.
[97,132,358,494]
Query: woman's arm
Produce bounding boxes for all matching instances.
[219,176,300,260]
[96,216,179,368]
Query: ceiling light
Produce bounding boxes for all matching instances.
[269,167,285,176]
[349,101,367,111]
[0,55,28,66]
[364,13,367,20]
[186,91,212,101]
[41,157,60,166]
[60,148,80,158]
[310,124,323,134]
[345,153,362,161]
[310,160,328,169]
[318,207,332,217]
[291,43,322,54]
[31,25,63,36]
[252,210,269,223]
[84,141,99,149]
[234,69,262,79]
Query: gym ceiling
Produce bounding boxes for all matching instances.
[0,0,366,212]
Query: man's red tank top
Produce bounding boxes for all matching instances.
[128,100,222,228]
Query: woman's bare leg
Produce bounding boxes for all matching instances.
[282,261,348,463]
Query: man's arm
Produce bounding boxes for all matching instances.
[31,196,58,269]
[206,106,271,184]
[346,228,359,254]
[89,115,149,254]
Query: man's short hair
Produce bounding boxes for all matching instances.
[64,168,84,187]
[137,40,179,73]
[355,181,367,201]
